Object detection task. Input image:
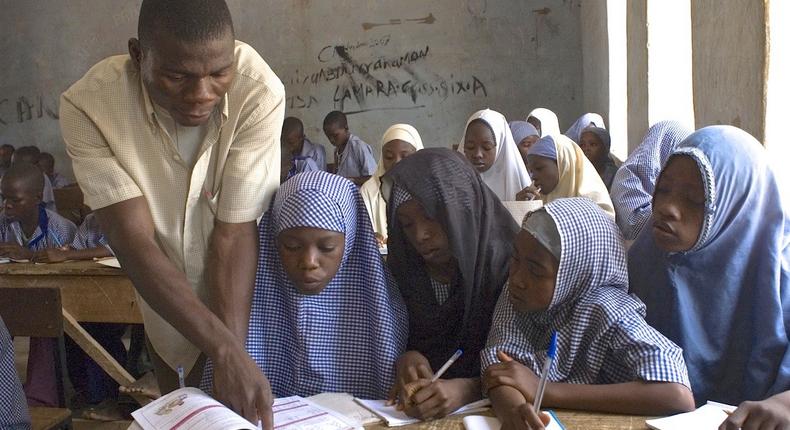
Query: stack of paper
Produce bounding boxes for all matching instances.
[354,398,491,427]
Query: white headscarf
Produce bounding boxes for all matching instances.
[564,113,606,143]
[527,108,561,137]
[457,109,532,201]
[360,124,423,239]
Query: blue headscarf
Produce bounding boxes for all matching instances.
[201,171,408,398]
[629,125,790,405]
[482,198,690,389]
[527,136,558,160]
[611,121,693,240]
[509,121,540,145]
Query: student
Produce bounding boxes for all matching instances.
[577,126,621,190]
[482,198,694,428]
[9,146,56,211]
[526,108,561,138]
[721,391,790,430]
[0,164,77,407]
[382,148,519,420]
[280,142,319,183]
[323,110,377,185]
[509,121,540,166]
[0,144,13,177]
[610,121,692,240]
[0,316,31,430]
[36,152,71,189]
[360,124,423,244]
[458,109,531,201]
[629,125,790,406]
[202,171,408,398]
[33,213,113,262]
[516,135,615,218]
[564,112,605,143]
[282,116,326,171]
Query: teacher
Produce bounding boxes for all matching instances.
[59,0,283,426]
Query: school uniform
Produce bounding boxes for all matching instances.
[47,172,71,189]
[202,171,408,398]
[482,199,690,390]
[299,137,327,171]
[360,124,423,240]
[284,155,320,182]
[383,148,519,379]
[456,109,532,201]
[578,126,622,190]
[629,126,790,406]
[610,121,692,240]
[334,134,377,179]
[0,207,76,406]
[0,316,31,430]
[564,113,606,143]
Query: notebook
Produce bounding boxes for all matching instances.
[645,401,736,430]
[462,411,565,430]
[130,387,361,430]
[355,398,491,427]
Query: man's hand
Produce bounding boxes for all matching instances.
[483,351,540,403]
[0,242,33,260]
[212,342,274,429]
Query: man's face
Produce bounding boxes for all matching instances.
[134,30,236,127]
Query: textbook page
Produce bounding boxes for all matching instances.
[307,392,380,425]
[462,412,565,430]
[355,398,491,427]
[131,387,257,430]
[645,401,736,430]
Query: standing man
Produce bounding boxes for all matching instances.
[59,0,283,427]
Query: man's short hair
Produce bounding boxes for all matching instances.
[138,0,235,49]
[282,117,304,135]
[2,163,44,195]
[323,111,348,129]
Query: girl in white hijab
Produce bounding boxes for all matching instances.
[457,109,532,201]
[360,124,423,243]
[526,108,562,137]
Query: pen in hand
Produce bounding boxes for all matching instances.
[533,331,557,412]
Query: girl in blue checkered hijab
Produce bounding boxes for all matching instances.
[629,125,790,407]
[482,198,693,426]
[202,171,408,399]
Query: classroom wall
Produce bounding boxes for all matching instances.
[0,0,586,181]
[580,0,609,126]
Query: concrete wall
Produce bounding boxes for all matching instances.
[626,1,649,151]
[0,0,585,181]
[580,0,609,124]
[691,0,766,141]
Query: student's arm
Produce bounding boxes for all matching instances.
[489,385,550,430]
[485,354,694,415]
[0,243,33,260]
[32,246,112,263]
[720,390,790,430]
[95,198,273,426]
[402,377,481,420]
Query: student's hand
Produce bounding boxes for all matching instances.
[484,351,540,403]
[212,342,274,429]
[375,233,387,247]
[401,378,474,420]
[0,242,33,260]
[502,403,552,430]
[515,185,542,201]
[719,391,790,430]
[387,350,433,407]
[32,247,71,263]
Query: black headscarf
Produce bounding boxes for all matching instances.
[382,148,518,378]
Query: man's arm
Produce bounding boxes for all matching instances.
[96,198,273,427]
[205,220,257,343]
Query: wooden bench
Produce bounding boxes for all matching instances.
[0,287,72,430]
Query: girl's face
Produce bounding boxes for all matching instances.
[527,155,560,194]
[578,131,606,165]
[382,139,417,173]
[652,155,705,252]
[277,227,345,295]
[396,199,453,268]
[463,120,497,173]
[517,135,540,165]
[508,230,559,313]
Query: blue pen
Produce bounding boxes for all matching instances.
[177,365,185,389]
[533,331,558,412]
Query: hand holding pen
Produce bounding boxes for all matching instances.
[484,331,558,407]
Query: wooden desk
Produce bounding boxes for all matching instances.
[0,261,147,404]
[365,409,653,430]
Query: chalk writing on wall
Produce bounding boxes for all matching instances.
[0,95,59,126]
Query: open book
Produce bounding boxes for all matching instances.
[130,388,362,430]
[645,401,736,430]
[354,398,491,427]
